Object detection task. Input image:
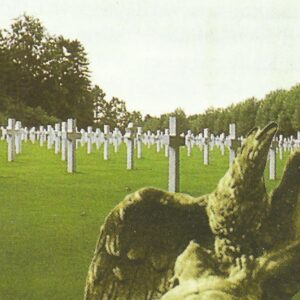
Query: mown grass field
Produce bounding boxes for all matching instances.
[0,140,298,299]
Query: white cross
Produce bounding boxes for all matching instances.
[227,123,241,166]
[54,123,61,154]
[269,138,278,180]
[125,123,134,169]
[203,128,210,165]
[103,125,110,160]
[6,118,21,162]
[164,117,185,192]
[136,127,143,159]
[61,122,67,161]
[67,119,81,173]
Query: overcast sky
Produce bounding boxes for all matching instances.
[1,0,300,116]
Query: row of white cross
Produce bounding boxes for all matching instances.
[2,118,300,192]
[3,121,299,162]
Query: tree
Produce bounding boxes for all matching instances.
[232,98,259,136]
[2,14,51,106]
[287,85,300,134]
[292,105,300,134]
[0,14,94,127]
[128,110,143,127]
[112,97,131,130]
[93,85,106,125]
[255,90,286,132]
[93,96,130,132]
[46,36,93,126]
[143,115,161,132]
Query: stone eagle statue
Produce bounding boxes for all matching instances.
[84,122,300,300]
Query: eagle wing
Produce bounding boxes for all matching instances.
[261,150,300,300]
[268,150,300,243]
[84,187,212,300]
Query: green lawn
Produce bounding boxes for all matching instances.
[0,141,298,299]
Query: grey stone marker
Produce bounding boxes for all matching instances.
[288,137,292,151]
[220,133,225,156]
[6,118,19,162]
[39,126,45,146]
[61,122,67,161]
[228,123,240,166]
[23,127,28,143]
[203,128,210,165]
[76,127,80,148]
[292,136,297,151]
[289,136,295,151]
[112,128,121,153]
[125,123,134,169]
[164,129,170,157]
[30,127,36,144]
[283,137,287,152]
[210,133,216,150]
[79,129,85,147]
[185,130,192,157]
[112,128,118,152]
[146,130,152,148]
[15,121,22,154]
[278,135,284,160]
[103,125,110,160]
[95,128,102,150]
[54,123,61,154]
[297,131,300,149]
[151,133,156,146]
[67,119,81,173]
[136,127,143,159]
[47,125,53,149]
[197,133,203,151]
[1,127,6,140]
[269,138,278,180]
[164,117,185,192]
[87,126,93,154]
[156,130,161,152]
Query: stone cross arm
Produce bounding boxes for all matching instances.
[124,128,133,140]
[6,128,22,135]
[164,135,185,148]
[67,131,81,142]
[6,118,21,136]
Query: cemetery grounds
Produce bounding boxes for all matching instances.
[0,140,299,299]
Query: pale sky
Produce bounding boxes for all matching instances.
[1,0,300,116]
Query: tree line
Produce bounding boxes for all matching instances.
[187,87,300,136]
[0,14,299,136]
[140,86,300,137]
